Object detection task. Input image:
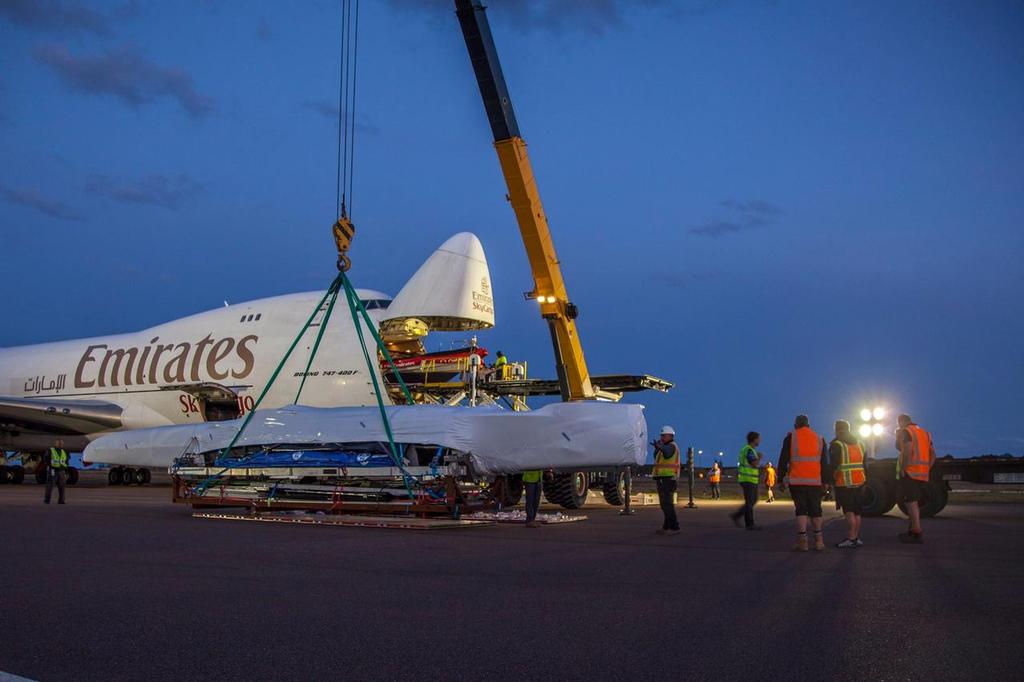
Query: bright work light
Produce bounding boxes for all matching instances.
[872,423,884,436]
[860,408,872,422]
[872,406,885,420]
[859,424,872,438]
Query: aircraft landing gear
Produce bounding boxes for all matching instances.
[108,467,151,485]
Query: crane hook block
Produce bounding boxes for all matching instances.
[332,216,356,272]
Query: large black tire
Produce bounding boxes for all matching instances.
[860,477,896,517]
[133,468,148,485]
[543,472,589,510]
[897,480,949,518]
[9,465,25,484]
[602,470,627,506]
[492,474,524,507]
[108,467,124,486]
[66,467,79,485]
[140,468,152,485]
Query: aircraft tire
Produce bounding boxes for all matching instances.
[860,478,896,517]
[66,467,79,485]
[10,465,26,484]
[140,468,152,485]
[133,468,147,485]
[108,468,123,486]
[602,471,627,506]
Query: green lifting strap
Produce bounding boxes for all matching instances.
[191,270,420,500]
[339,271,416,498]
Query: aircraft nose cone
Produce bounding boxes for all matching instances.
[438,232,486,263]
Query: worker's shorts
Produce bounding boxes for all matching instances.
[789,485,823,518]
[834,486,864,514]
[898,477,928,504]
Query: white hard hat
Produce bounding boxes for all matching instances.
[660,425,675,436]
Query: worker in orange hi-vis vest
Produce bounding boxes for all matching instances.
[708,461,722,499]
[763,461,777,502]
[828,420,867,548]
[778,415,828,551]
[895,413,936,544]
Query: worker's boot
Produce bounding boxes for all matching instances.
[813,532,826,551]
[793,534,809,552]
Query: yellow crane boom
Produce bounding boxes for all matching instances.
[455,0,595,401]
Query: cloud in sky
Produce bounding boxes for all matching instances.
[301,99,380,134]
[85,174,204,210]
[389,0,688,36]
[0,185,83,220]
[689,198,784,238]
[33,45,215,119]
[0,0,110,35]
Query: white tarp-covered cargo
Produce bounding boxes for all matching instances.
[83,402,648,476]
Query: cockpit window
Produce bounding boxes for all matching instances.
[360,299,391,310]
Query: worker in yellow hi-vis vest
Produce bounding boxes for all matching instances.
[44,438,69,505]
[522,469,543,528]
[651,426,681,534]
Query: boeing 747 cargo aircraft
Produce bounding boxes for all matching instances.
[0,233,494,483]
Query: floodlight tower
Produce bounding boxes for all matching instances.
[857,406,887,460]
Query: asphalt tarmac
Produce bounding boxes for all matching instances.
[2,479,1021,681]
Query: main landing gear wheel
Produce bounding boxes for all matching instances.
[859,478,896,517]
[108,467,124,486]
[602,470,628,506]
[133,468,149,485]
[897,480,948,518]
[543,472,589,509]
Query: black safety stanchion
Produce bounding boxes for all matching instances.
[619,466,635,515]
[686,447,697,508]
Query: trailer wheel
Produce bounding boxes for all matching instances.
[492,474,523,507]
[897,480,949,518]
[602,471,627,506]
[544,472,589,509]
[860,478,895,517]
[9,465,25,484]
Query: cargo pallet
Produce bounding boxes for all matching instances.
[171,463,496,519]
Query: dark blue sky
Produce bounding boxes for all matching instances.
[2,0,1022,459]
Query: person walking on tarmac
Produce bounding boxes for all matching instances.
[522,469,543,528]
[651,426,681,534]
[895,414,936,544]
[763,461,777,503]
[778,415,828,551]
[44,438,69,505]
[729,432,762,530]
[828,420,867,548]
[708,461,722,499]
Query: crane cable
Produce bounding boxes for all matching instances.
[336,0,360,220]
